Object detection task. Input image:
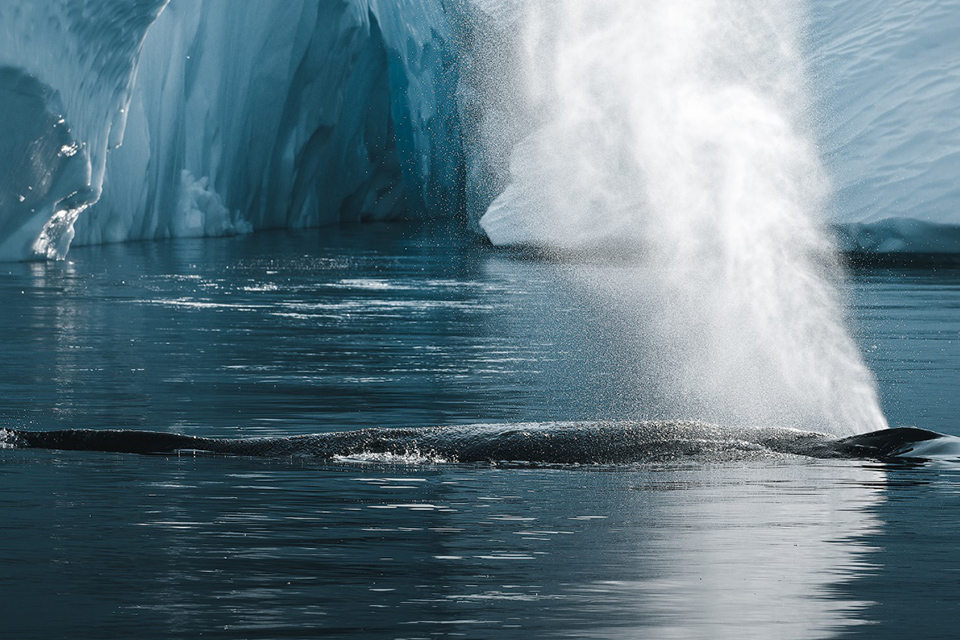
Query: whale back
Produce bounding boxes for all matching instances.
[3,423,953,464]
[833,426,943,459]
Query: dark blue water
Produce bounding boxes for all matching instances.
[1,223,959,638]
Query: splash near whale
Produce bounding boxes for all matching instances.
[2,424,953,465]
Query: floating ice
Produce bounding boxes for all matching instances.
[812,0,960,254]
[0,0,461,260]
[0,0,956,260]
[0,1,166,260]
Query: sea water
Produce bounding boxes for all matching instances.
[1,224,958,638]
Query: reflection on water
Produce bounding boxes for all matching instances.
[1,223,959,638]
[1,451,886,639]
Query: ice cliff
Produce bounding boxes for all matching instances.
[0,0,957,260]
[0,1,168,260]
[0,0,462,260]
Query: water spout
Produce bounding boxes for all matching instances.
[464,0,887,434]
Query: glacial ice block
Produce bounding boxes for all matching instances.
[0,0,168,260]
[811,0,960,254]
[0,0,462,260]
[0,68,90,260]
[1,0,957,259]
[80,0,464,248]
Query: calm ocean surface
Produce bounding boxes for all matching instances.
[1,223,958,639]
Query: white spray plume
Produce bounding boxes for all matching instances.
[465,0,888,434]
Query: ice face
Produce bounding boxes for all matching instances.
[0,0,957,260]
[0,0,462,260]
[0,67,88,260]
[82,0,464,249]
[811,0,960,254]
[0,0,167,260]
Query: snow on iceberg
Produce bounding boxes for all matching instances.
[0,0,462,260]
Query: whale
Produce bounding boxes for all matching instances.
[1,422,952,465]
[832,426,944,459]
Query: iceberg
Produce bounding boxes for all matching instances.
[0,0,957,260]
[466,0,960,254]
[0,0,462,261]
[0,1,168,260]
[811,0,960,254]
